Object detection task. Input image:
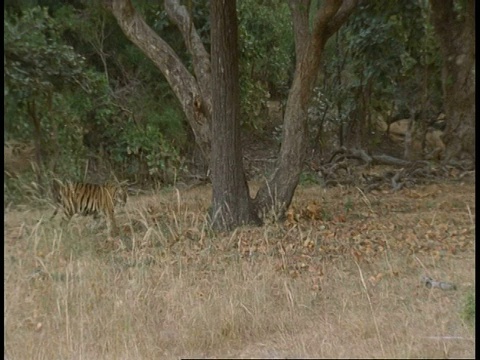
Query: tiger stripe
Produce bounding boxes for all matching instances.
[50,180,127,236]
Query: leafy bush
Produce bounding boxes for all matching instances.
[116,120,185,185]
[238,0,294,131]
[4,7,88,100]
[4,4,187,191]
[313,0,443,149]
[4,6,112,193]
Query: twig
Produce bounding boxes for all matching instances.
[422,336,474,341]
[466,204,474,226]
[414,256,428,273]
[355,187,374,214]
[371,154,410,166]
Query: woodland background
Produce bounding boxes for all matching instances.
[5,0,474,206]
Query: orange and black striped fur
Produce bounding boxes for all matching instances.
[50,180,127,236]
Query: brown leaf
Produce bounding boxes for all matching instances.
[304,201,321,220]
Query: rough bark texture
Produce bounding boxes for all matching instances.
[429,0,475,162]
[254,0,358,216]
[105,0,212,162]
[210,0,259,230]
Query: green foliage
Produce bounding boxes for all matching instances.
[59,2,188,184]
[4,0,296,188]
[343,197,354,213]
[299,171,321,186]
[238,0,294,92]
[312,0,443,149]
[119,121,185,183]
[3,0,448,194]
[4,7,90,101]
[462,288,475,327]
[4,3,188,191]
[238,0,294,131]
[4,5,110,181]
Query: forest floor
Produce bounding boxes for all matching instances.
[4,168,475,359]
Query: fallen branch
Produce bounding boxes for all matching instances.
[371,154,410,166]
[310,147,471,192]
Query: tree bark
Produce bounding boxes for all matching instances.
[105,0,212,162]
[210,0,259,230]
[429,0,475,162]
[254,0,358,216]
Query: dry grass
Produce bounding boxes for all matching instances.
[4,175,475,359]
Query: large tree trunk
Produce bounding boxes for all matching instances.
[254,0,358,216]
[105,0,212,163]
[210,0,259,230]
[429,0,475,162]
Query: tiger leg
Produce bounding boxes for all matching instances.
[105,208,119,236]
[50,207,72,226]
[60,215,73,227]
[58,207,74,227]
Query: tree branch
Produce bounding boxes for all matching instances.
[164,0,211,111]
[311,0,343,47]
[326,0,359,38]
[104,0,211,160]
[288,0,311,62]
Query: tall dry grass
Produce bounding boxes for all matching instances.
[4,180,475,359]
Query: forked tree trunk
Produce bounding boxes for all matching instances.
[107,0,358,228]
[429,0,475,162]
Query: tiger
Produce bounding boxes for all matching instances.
[50,180,128,236]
